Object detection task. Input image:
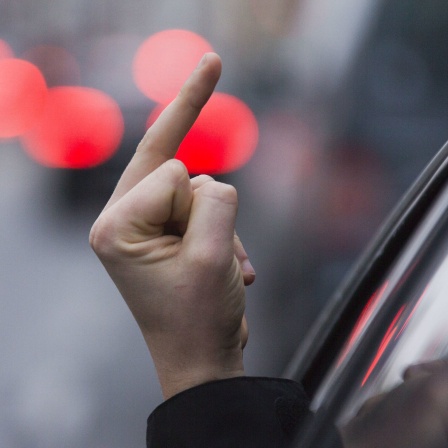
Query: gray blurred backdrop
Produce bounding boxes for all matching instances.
[1,0,447,446]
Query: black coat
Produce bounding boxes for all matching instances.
[146,376,343,448]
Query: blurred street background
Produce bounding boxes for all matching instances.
[1,0,447,446]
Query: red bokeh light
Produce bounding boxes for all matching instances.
[0,39,14,59]
[133,29,213,105]
[148,93,259,174]
[22,86,124,169]
[0,58,47,138]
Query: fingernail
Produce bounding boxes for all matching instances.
[242,259,255,276]
[197,53,208,69]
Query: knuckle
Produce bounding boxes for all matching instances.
[199,181,238,205]
[191,174,214,189]
[162,158,188,178]
[135,127,155,154]
[194,174,214,182]
[89,214,120,260]
[178,82,203,112]
[158,159,189,188]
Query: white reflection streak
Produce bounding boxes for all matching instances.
[379,255,448,392]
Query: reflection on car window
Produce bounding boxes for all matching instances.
[295,182,448,447]
[339,249,448,424]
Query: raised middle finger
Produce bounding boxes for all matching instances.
[102,52,222,213]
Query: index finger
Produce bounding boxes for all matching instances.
[103,52,222,213]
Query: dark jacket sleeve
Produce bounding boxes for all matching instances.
[146,376,314,448]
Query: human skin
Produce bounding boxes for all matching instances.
[90,52,448,448]
[89,53,256,400]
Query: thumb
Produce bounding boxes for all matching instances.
[92,159,193,251]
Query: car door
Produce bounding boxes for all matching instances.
[284,140,448,447]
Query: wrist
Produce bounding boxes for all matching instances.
[159,366,245,400]
[152,347,245,400]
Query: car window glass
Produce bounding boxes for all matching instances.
[294,181,448,447]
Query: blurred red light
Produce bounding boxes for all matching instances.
[148,93,259,174]
[0,40,14,59]
[133,29,213,105]
[0,58,47,138]
[21,86,124,169]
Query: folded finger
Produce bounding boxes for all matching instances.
[189,177,255,284]
[234,233,256,286]
[183,181,238,266]
[190,174,214,190]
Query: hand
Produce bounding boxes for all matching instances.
[341,359,448,448]
[89,53,256,399]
